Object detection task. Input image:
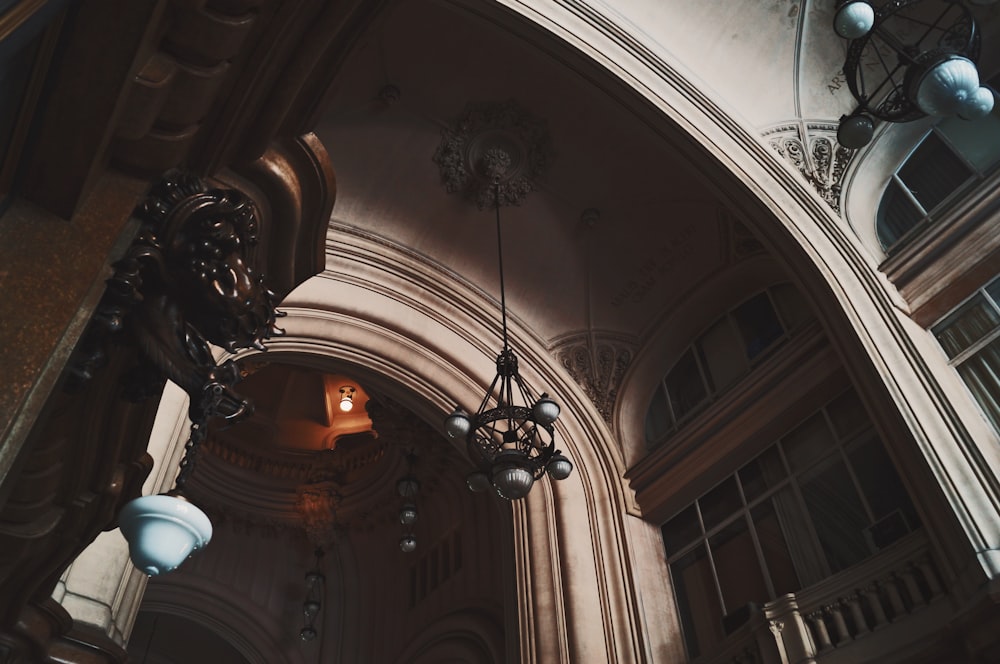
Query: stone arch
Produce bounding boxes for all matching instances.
[489,0,1000,586]
[139,577,302,664]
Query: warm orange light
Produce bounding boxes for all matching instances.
[339,386,355,412]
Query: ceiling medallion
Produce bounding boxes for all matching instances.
[433,100,551,209]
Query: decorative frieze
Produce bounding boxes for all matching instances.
[553,335,634,424]
[764,123,854,214]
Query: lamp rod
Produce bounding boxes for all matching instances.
[493,180,510,354]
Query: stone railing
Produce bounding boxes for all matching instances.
[698,531,943,664]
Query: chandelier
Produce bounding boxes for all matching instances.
[443,175,573,500]
[833,0,996,149]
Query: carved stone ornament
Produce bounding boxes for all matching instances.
[68,170,284,426]
[433,100,551,209]
[554,336,634,424]
[764,123,855,214]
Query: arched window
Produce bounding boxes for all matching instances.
[644,284,814,446]
[876,84,1000,250]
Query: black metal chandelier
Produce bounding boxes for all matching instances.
[443,180,573,500]
[833,0,996,148]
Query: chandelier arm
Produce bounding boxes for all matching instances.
[477,370,504,418]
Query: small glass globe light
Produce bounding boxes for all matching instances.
[546,453,573,481]
[834,1,875,40]
[466,471,491,493]
[399,535,417,553]
[303,600,321,619]
[492,451,535,500]
[339,386,355,412]
[531,394,560,426]
[912,55,981,117]
[299,626,318,641]
[959,86,995,120]
[444,408,472,439]
[837,114,874,149]
[399,502,418,526]
[305,570,324,586]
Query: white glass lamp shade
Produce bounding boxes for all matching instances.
[299,627,318,641]
[399,502,418,526]
[913,55,981,117]
[118,494,213,576]
[546,453,573,480]
[834,2,875,40]
[466,470,491,493]
[531,394,560,426]
[399,535,417,553]
[303,600,321,619]
[959,86,995,120]
[444,408,472,439]
[837,114,875,149]
[492,452,535,500]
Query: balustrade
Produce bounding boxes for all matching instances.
[697,533,945,664]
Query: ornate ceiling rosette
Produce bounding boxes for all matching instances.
[433,100,552,208]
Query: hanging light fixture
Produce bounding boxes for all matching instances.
[397,459,419,552]
[833,0,995,148]
[118,385,227,576]
[299,548,325,642]
[443,172,573,500]
[339,385,356,412]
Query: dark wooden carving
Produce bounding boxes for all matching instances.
[69,171,284,426]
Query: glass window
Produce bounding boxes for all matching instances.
[933,276,1000,432]
[664,349,708,423]
[661,391,919,658]
[645,284,815,447]
[876,83,1000,251]
[731,293,784,360]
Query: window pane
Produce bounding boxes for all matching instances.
[771,283,814,332]
[847,437,920,539]
[801,460,872,573]
[731,293,784,360]
[933,294,999,358]
[644,386,672,445]
[782,412,836,472]
[751,501,800,596]
[700,477,742,532]
[671,545,722,659]
[663,505,702,558]
[956,337,1000,433]
[984,276,1000,307]
[664,349,708,422]
[898,131,974,212]
[877,180,924,248]
[826,389,870,440]
[937,107,1000,173]
[709,517,768,615]
[697,318,747,393]
[740,446,787,502]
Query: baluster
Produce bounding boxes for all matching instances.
[862,583,889,629]
[884,574,907,620]
[825,603,852,645]
[845,593,869,636]
[900,564,926,609]
[916,557,944,599]
[807,611,833,651]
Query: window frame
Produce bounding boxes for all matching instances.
[877,82,1000,253]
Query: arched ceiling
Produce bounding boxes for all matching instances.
[313,0,774,348]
